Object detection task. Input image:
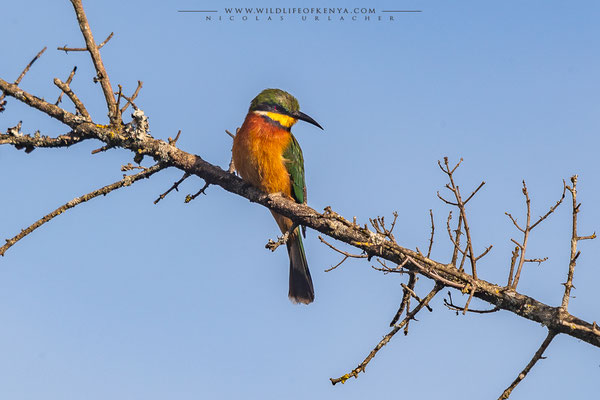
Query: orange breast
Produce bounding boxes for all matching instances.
[232,113,293,197]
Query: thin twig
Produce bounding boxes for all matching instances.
[462,284,477,314]
[91,144,114,154]
[390,272,417,326]
[68,0,117,120]
[509,181,566,289]
[0,47,47,111]
[450,211,463,266]
[154,172,190,204]
[561,176,596,310]
[319,236,368,271]
[0,164,165,257]
[371,258,410,274]
[53,78,91,120]
[265,222,300,252]
[57,32,114,52]
[121,163,146,172]
[524,257,548,264]
[120,81,143,115]
[403,255,463,289]
[168,130,182,146]
[474,245,493,262]
[444,291,499,314]
[401,282,432,312]
[13,47,48,87]
[330,283,443,385]
[506,246,520,287]
[439,157,483,280]
[446,212,467,257]
[426,209,435,258]
[530,182,567,230]
[226,129,239,173]
[463,181,486,204]
[498,330,557,399]
[184,181,210,203]
[55,66,77,105]
[505,212,524,233]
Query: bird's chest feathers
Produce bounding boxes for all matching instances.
[235,115,293,194]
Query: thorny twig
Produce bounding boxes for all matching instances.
[57,32,114,52]
[506,180,566,289]
[154,172,191,204]
[498,176,592,398]
[426,209,435,258]
[0,163,165,257]
[184,181,210,203]
[330,283,443,385]
[498,331,557,399]
[0,2,598,395]
[438,157,492,313]
[438,157,486,281]
[561,175,596,310]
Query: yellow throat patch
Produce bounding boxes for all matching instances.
[255,111,297,128]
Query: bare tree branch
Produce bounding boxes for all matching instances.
[2,80,599,348]
[1,163,166,257]
[1,4,599,394]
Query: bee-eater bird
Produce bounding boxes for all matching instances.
[232,89,323,304]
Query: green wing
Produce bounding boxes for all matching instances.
[282,134,306,204]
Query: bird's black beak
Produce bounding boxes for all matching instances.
[293,111,323,130]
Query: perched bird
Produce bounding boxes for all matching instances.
[232,89,323,304]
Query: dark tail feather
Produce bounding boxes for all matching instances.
[287,229,314,304]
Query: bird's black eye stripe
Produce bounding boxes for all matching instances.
[254,102,290,115]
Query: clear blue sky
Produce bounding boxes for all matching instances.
[1,1,599,399]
